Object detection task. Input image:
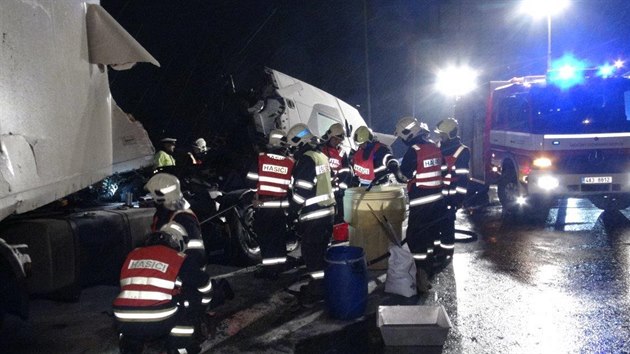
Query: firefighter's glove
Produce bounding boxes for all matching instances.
[386,161,408,184]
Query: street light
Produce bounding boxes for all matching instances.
[435,65,478,98]
[520,0,570,72]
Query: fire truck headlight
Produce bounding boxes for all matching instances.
[537,175,559,191]
[533,157,552,168]
[516,196,527,205]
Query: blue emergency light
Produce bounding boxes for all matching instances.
[547,54,623,89]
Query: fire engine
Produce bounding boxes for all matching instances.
[457,59,630,213]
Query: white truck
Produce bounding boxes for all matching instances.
[0,1,159,323]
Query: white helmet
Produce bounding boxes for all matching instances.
[394,116,429,142]
[286,123,315,148]
[145,222,187,252]
[435,117,459,140]
[193,138,207,153]
[268,129,288,148]
[159,222,188,251]
[144,173,183,210]
[322,123,345,141]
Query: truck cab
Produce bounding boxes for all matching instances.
[477,69,630,212]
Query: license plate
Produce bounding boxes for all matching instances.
[581,176,612,184]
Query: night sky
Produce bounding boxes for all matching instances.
[102,0,630,152]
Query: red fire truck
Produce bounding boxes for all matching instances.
[457,63,630,213]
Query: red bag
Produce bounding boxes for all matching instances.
[332,223,349,242]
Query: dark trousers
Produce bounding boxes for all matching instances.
[115,301,201,353]
[297,214,333,296]
[406,200,446,274]
[253,207,289,265]
[436,206,456,261]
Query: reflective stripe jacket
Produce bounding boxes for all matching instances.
[253,152,294,198]
[321,144,352,192]
[113,245,185,308]
[440,138,471,207]
[289,146,335,222]
[151,207,206,269]
[351,141,393,186]
[400,140,444,207]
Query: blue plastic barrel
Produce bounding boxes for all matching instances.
[324,246,368,320]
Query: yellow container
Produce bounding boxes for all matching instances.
[343,185,408,269]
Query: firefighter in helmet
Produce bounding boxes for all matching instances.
[320,123,352,224]
[145,173,233,309]
[394,116,444,292]
[246,129,295,279]
[113,223,213,354]
[286,123,335,306]
[434,117,470,265]
[187,138,207,166]
[351,126,405,187]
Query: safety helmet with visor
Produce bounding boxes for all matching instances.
[144,173,183,210]
[192,138,207,154]
[145,221,188,252]
[286,123,315,148]
[267,129,288,148]
[353,126,373,145]
[322,123,345,141]
[394,116,429,142]
[435,117,459,140]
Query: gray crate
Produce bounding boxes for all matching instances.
[377,305,452,346]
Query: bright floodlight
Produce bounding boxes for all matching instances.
[520,0,570,18]
[435,66,478,97]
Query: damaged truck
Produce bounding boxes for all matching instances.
[0,1,159,324]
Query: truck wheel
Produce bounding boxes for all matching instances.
[497,167,520,213]
[227,206,261,266]
[589,195,630,211]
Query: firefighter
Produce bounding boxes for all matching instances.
[113,223,213,354]
[145,173,233,309]
[435,117,470,265]
[187,138,207,166]
[246,130,295,279]
[394,116,444,292]
[286,123,335,306]
[320,123,352,224]
[351,126,404,187]
[154,137,177,170]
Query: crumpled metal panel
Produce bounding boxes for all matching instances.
[0,1,155,221]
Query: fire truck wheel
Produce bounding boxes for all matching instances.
[497,167,520,213]
[589,195,630,211]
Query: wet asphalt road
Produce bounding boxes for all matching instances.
[3,193,630,353]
